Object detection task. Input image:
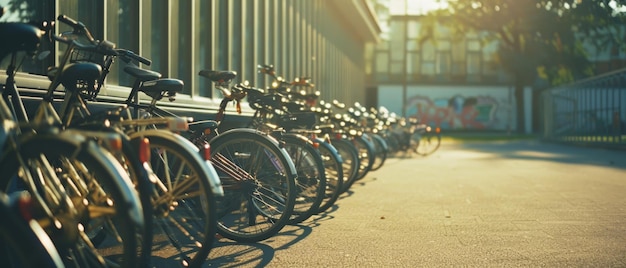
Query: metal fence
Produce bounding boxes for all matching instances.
[542,68,626,148]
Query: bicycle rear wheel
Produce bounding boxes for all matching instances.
[209,129,296,243]
[128,130,217,268]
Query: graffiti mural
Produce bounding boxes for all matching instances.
[377,85,518,131]
[406,94,501,130]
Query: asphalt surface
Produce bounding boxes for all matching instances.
[201,140,626,267]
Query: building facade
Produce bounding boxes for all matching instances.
[0,0,380,122]
[365,0,524,131]
[367,0,626,133]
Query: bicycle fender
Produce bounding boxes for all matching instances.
[127,129,224,196]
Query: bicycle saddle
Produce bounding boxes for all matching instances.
[124,66,162,82]
[198,70,237,83]
[188,120,219,133]
[59,62,102,91]
[139,78,184,101]
[0,22,43,60]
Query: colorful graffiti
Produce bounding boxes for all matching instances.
[405,94,501,130]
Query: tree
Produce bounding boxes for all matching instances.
[423,0,626,133]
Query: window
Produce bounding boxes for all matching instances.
[375,52,388,73]
[466,52,481,81]
[389,20,405,61]
[0,1,55,75]
[421,40,435,76]
[243,0,255,84]
[451,39,465,76]
[407,52,420,75]
[436,40,451,76]
[436,52,450,75]
[106,0,138,87]
[195,1,215,97]
[231,0,242,80]
[172,1,192,94]
[146,0,169,79]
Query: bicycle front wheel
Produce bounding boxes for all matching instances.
[368,133,388,171]
[281,133,326,224]
[209,129,296,243]
[353,135,375,181]
[331,138,359,193]
[0,133,143,268]
[314,139,344,213]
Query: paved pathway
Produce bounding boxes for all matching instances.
[203,140,626,267]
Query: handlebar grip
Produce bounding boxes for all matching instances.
[57,14,80,29]
[120,49,151,66]
[135,54,151,66]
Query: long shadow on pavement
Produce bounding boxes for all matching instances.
[204,219,318,267]
[454,140,626,170]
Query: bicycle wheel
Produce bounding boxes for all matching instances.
[313,139,344,213]
[414,129,442,156]
[383,132,400,154]
[208,129,296,243]
[353,135,375,181]
[128,130,217,268]
[70,124,154,267]
[0,132,143,268]
[0,191,64,268]
[330,138,359,193]
[280,134,325,224]
[367,133,388,171]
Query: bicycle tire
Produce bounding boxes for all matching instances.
[69,124,154,267]
[0,133,143,268]
[128,130,218,268]
[280,133,326,224]
[383,132,400,154]
[313,139,344,213]
[208,128,297,243]
[330,138,359,193]
[368,133,388,171]
[0,191,65,268]
[414,131,442,156]
[353,135,375,181]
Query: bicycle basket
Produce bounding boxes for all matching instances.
[69,42,115,67]
[65,43,112,100]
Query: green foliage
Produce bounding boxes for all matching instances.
[425,0,626,86]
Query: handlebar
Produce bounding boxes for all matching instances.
[257,64,277,77]
[116,49,151,66]
[53,15,151,66]
[57,14,95,43]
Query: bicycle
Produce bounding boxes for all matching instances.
[1,18,145,267]
[83,59,296,243]
[408,117,442,156]
[256,65,344,210]
[44,15,225,267]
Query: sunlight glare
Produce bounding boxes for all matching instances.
[388,0,449,15]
